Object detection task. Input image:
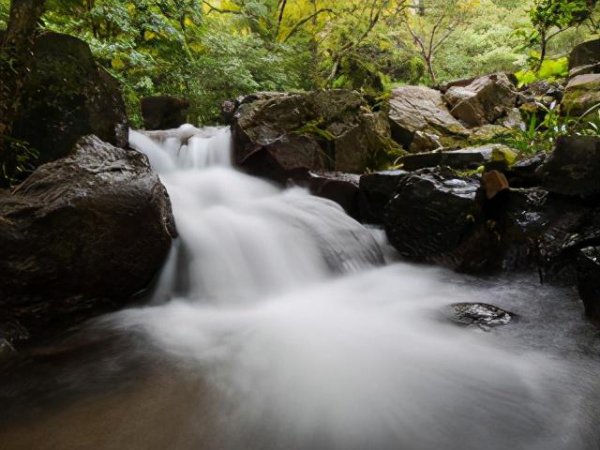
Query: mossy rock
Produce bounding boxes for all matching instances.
[561,74,600,118]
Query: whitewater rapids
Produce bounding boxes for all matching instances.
[108,125,599,450]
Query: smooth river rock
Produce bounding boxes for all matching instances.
[0,136,176,345]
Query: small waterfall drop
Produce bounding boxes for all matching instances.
[129,126,383,303]
[119,125,593,450]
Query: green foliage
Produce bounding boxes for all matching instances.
[529,0,593,31]
[294,119,335,141]
[520,0,598,69]
[501,101,600,154]
[514,56,568,86]
[0,0,598,129]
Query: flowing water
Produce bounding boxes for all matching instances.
[1,126,600,450]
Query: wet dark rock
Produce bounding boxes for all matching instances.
[577,246,600,319]
[444,73,518,127]
[569,38,600,73]
[295,171,361,220]
[388,85,468,152]
[0,135,176,346]
[537,136,600,199]
[399,144,513,171]
[489,188,546,272]
[539,206,600,285]
[449,303,516,330]
[230,90,399,183]
[11,32,128,165]
[141,96,190,130]
[358,170,409,224]
[506,153,547,188]
[383,169,485,270]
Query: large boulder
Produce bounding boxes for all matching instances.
[230,90,399,183]
[561,74,600,117]
[383,168,488,270]
[444,73,518,127]
[358,170,409,224]
[569,38,600,76]
[141,96,190,130]
[0,136,176,345]
[388,85,468,152]
[11,32,128,165]
[537,136,600,199]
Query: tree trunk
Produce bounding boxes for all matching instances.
[0,0,46,186]
[535,29,547,73]
[425,55,436,84]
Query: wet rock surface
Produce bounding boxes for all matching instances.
[449,303,516,330]
[0,136,176,346]
[294,171,361,220]
[577,247,600,320]
[383,169,483,269]
[358,170,409,224]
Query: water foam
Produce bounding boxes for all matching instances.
[123,125,585,450]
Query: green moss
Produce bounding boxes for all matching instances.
[293,119,336,141]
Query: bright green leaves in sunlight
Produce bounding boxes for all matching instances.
[1,0,597,126]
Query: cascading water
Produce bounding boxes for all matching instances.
[119,125,596,450]
[2,126,598,450]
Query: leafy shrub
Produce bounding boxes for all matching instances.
[514,56,568,86]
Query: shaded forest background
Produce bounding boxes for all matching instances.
[1,0,599,125]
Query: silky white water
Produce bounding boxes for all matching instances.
[120,126,597,450]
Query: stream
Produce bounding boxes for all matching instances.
[1,125,599,450]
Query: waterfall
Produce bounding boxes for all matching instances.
[122,125,585,450]
[129,126,384,303]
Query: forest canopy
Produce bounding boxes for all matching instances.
[1,0,599,124]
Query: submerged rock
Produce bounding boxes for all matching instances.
[449,303,516,330]
[0,136,176,345]
[11,32,128,165]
